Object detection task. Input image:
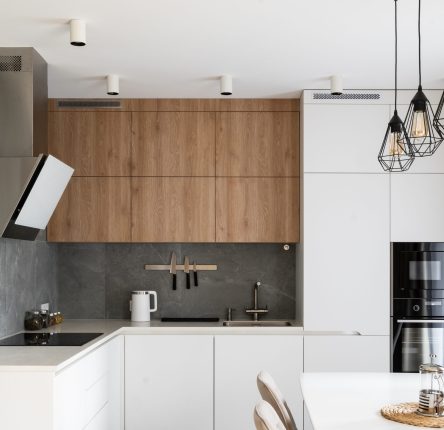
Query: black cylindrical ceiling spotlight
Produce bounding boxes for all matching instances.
[404,0,442,156]
[220,75,232,96]
[330,75,343,96]
[70,19,86,46]
[107,75,119,95]
[378,0,415,172]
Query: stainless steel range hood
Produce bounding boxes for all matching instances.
[0,48,74,241]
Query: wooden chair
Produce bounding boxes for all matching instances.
[254,400,287,430]
[257,371,297,430]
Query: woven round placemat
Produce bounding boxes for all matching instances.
[381,403,444,428]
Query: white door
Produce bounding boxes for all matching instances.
[214,335,303,430]
[391,174,444,242]
[303,104,390,173]
[125,335,213,430]
[303,173,390,335]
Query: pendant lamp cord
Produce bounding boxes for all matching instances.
[395,0,398,109]
[418,0,422,86]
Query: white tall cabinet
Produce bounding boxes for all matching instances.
[302,91,391,336]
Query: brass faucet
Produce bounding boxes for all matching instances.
[245,281,268,321]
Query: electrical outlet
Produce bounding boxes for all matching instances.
[40,303,49,311]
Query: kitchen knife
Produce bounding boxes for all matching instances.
[193,261,198,287]
[170,252,177,290]
[184,256,191,289]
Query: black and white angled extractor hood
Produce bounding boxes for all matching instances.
[0,48,74,241]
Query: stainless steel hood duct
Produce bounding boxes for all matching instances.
[0,48,74,240]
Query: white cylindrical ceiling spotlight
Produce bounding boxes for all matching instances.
[70,19,86,46]
[330,75,343,95]
[107,74,119,95]
[220,75,232,96]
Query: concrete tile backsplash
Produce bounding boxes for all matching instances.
[0,240,296,336]
[0,234,58,338]
[58,243,296,321]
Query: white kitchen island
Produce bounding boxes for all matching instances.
[301,373,429,430]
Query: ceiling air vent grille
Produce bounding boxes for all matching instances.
[57,100,122,109]
[313,93,381,100]
[0,56,22,72]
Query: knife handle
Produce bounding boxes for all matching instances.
[186,273,191,289]
[172,274,177,290]
[194,270,198,287]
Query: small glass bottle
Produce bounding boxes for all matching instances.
[49,312,56,326]
[39,310,50,328]
[24,311,44,331]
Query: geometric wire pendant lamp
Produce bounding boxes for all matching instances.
[433,84,444,140]
[378,0,415,172]
[404,0,443,157]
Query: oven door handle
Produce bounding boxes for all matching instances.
[397,319,444,323]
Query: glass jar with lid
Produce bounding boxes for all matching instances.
[417,355,444,417]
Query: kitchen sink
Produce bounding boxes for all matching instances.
[222,320,293,327]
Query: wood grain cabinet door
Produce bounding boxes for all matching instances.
[47,177,131,242]
[131,112,215,176]
[48,111,132,176]
[131,177,215,242]
[216,178,299,242]
[216,112,299,177]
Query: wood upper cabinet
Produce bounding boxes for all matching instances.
[131,177,215,242]
[49,111,132,176]
[216,112,299,177]
[48,177,131,242]
[216,178,299,242]
[131,112,215,176]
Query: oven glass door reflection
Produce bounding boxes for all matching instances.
[393,319,444,373]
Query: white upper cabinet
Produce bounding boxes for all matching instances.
[391,174,444,242]
[303,104,390,173]
[303,173,390,335]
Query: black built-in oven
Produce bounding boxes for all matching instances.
[392,243,444,373]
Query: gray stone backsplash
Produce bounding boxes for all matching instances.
[0,233,58,338]
[57,243,296,321]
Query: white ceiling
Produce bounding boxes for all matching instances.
[1,0,444,98]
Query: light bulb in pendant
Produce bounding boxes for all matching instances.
[411,110,429,138]
[388,131,405,156]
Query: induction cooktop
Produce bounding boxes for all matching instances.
[0,332,103,346]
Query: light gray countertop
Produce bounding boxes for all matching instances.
[0,319,359,372]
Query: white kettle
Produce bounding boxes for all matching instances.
[130,291,158,322]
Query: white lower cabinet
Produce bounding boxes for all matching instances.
[214,335,304,430]
[124,335,214,430]
[54,336,123,430]
[303,335,390,372]
[303,335,390,430]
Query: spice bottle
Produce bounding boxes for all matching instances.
[24,311,44,331]
[49,313,56,326]
[55,312,62,324]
